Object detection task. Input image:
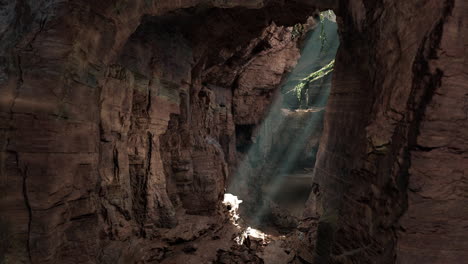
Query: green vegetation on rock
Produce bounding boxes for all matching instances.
[287,59,335,100]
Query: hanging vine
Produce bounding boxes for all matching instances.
[284,10,337,105]
[319,10,336,55]
[319,12,328,55]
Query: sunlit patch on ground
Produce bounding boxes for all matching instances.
[223,193,274,245]
[223,193,243,222]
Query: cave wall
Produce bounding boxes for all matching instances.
[0,0,321,263]
[304,0,468,263]
[0,0,466,263]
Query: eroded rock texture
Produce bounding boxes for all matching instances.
[304,0,468,263]
[0,0,466,263]
[0,0,321,263]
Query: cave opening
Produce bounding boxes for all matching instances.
[1,0,465,263]
[2,2,344,263]
[227,10,339,236]
[126,5,341,255]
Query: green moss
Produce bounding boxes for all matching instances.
[291,23,305,40]
[318,10,336,55]
[319,12,327,55]
[287,59,335,100]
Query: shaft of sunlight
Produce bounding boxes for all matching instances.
[227,11,339,230]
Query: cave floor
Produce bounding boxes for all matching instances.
[137,204,314,264]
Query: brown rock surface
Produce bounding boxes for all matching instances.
[0,0,320,263]
[0,0,466,263]
[303,0,468,263]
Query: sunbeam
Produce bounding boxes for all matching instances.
[228,10,339,232]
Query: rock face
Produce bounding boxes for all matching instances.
[0,0,320,263]
[304,0,468,263]
[0,0,466,263]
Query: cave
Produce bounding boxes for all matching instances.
[0,1,467,264]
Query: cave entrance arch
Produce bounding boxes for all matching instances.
[3,1,464,263]
[0,1,342,263]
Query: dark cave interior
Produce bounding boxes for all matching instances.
[0,0,466,263]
